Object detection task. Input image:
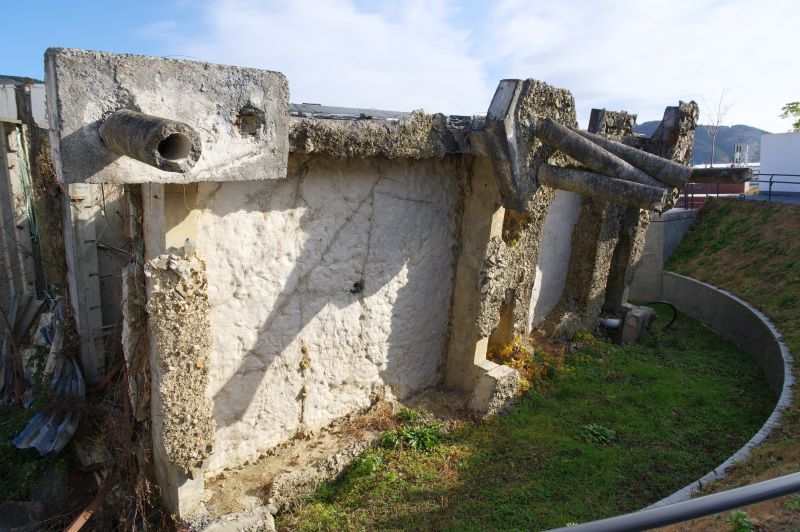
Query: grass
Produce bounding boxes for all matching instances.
[663,197,800,530]
[279,306,774,531]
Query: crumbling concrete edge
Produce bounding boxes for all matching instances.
[288,111,451,160]
[195,506,276,532]
[647,272,794,508]
[144,247,215,517]
[267,435,381,513]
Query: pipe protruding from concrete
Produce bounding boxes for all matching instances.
[574,128,693,187]
[99,110,202,172]
[538,164,669,211]
[533,118,663,189]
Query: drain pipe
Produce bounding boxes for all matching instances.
[99,110,202,172]
[599,317,621,329]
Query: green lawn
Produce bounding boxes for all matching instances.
[662,197,800,529]
[279,307,775,531]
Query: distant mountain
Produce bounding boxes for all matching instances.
[0,75,44,85]
[634,122,768,166]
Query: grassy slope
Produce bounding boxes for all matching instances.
[664,197,800,530]
[280,307,773,531]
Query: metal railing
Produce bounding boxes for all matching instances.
[750,173,800,203]
[677,173,800,210]
[547,471,800,531]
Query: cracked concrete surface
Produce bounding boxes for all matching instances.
[179,155,460,473]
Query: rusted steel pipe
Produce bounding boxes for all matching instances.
[99,110,201,172]
[689,166,753,183]
[538,164,669,211]
[533,118,662,189]
[574,128,692,187]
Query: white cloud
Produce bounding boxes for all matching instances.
[479,0,800,131]
[158,0,800,131]
[162,0,491,115]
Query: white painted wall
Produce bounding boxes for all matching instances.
[528,190,582,328]
[195,157,459,473]
[759,132,800,193]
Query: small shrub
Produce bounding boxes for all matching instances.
[380,423,442,452]
[396,408,426,425]
[580,423,616,445]
[725,510,755,532]
[351,453,383,476]
[315,483,337,503]
[784,495,800,511]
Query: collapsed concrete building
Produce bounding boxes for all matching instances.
[38,48,749,518]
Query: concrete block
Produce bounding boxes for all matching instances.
[468,360,519,416]
[619,305,656,345]
[45,48,289,185]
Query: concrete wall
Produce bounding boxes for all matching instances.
[528,190,582,328]
[628,209,695,301]
[144,155,461,473]
[759,132,800,193]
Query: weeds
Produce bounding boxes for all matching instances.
[725,510,755,532]
[488,335,567,392]
[580,423,617,445]
[784,495,800,511]
[380,424,442,452]
[350,453,383,476]
[395,407,426,425]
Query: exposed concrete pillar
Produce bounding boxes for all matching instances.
[61,183,107,382]
[543,198,625,336]
[444,157,508,394]
[141,183,208,518]
[45,47,289,517]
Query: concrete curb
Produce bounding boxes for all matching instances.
[647,271,794,508]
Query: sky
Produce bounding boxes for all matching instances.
[3,0,799,132]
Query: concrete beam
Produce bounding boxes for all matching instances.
[690,166,753,183]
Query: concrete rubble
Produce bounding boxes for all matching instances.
[40,47,749,519]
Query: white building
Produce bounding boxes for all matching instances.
[759,132,800,193]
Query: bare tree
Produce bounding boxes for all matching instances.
[703,88,734,167]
